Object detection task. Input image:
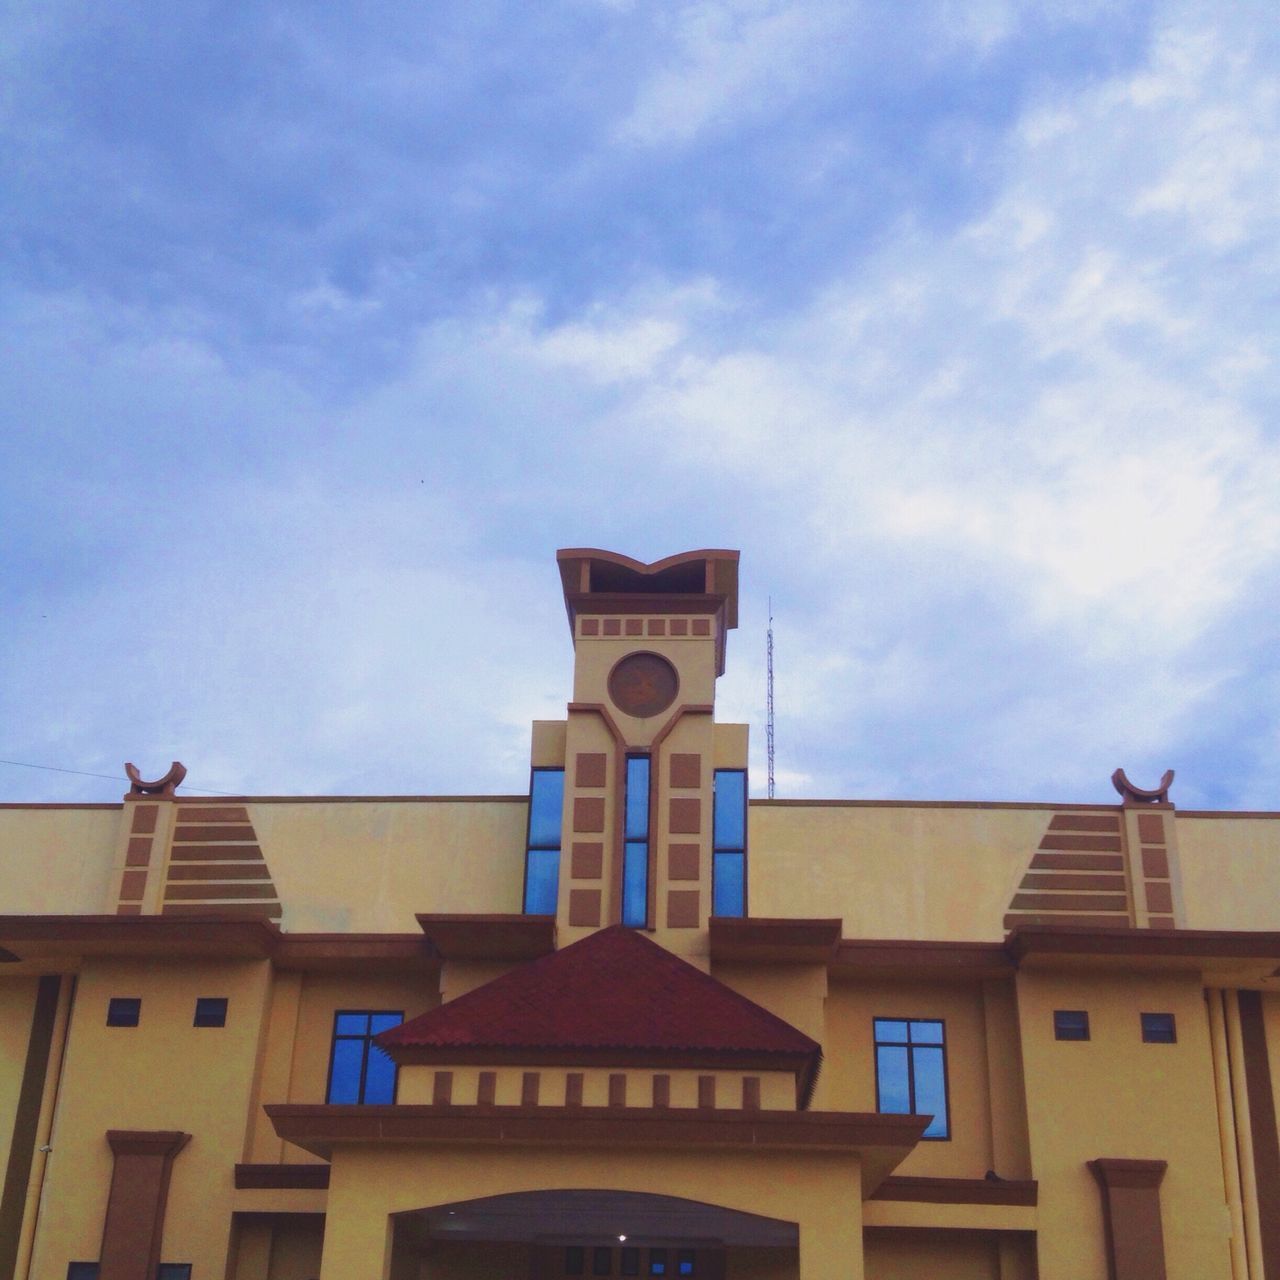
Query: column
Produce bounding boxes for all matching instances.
[1087,1158,1168,1280]
[98,1130,190,1280]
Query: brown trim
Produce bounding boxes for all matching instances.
[698,1076,716,1109]
[1007,926,1280,963]
[274,935,435,972]
[0,975,60,1279]
[1238,990,1280,1274]
[1030,853,1125,871]
[265,1103,929,1162]
[1048,815,1121,832]
[522,1073,541,1106]
[742,1078,761,1111]
[1178,810,1280,819]
[234,1163,330,1190]
[1009,892,1129,912]
[609,1074,627,1108]
[167,862,272,881]
[565,1074,584,1108]
[180,806,251,823]
[833,938,1012,979]
[161,902,281,918]
[567,704,629,925]
[164,882,279,900]
[567,592,726,619]
[1020,873,1128,892]
[871,1175,1038,1206]
[1037,834,1123,852]
[414,914,556,961]
[1088,1158,1168,1280]
[0,915,278,961]
[752,799,1125,811]
[711,917,842,964]
[100,1130,190,1280]
[1003,913,1133,930]
[173,823,255,842]
[387,1046,813,1074]
[477,1072,497,1107]
[168,843,264,861]
[432,1072,453,1105]
[653,1075,670,1109]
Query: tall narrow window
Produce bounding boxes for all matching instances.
[712,770,746,917]
[874,1018,949,1139]
[524,768,565,915]
[622,756,650,927]
[326,1010,403,1104]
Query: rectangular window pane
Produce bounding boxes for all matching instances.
[649,1248,668,1275]
[524,847,560,915]
[565,1247,585,1276]
[625,757,650,839]
[593,1247,613,1276]
[106,997,141,1027]
[1054,1010,1090,1041]
[876,1044,911,1113]
[1141,1012,1177,1043]
[913,1045,949,1138]
[67,1266,99,1280]
[528,770,565,847]
[370,1012,404,1035]
[364,1042,397,1103]
[713,770,745,848]
[327,1036,365,1103]
[334,1011,370,1036]
[909,1020,944,1045]
[157,1267,192,1280]
[622,841,648,927]
[874,1019,909,1044]
[193,996,227,1027]
[621,1247,641,1275]
[677,1250,696,1276]
[712,851,744,918]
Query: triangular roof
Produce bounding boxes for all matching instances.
[378,925,821,1102]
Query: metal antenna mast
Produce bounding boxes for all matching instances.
[766,597,776,799]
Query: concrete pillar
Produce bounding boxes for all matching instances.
[796,1188,863,1280]
[317,1205,393,1280]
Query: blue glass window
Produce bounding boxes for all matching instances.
[1054,1010,1089,1041]
[622,757,650,927]
[326,1010,403,1103]
[66,1267,99,1280]
[712,770,747,917]
[106,997,140,1027]
[874,1018,949,1139]
[524,769,565,915]
[156,1268,192,1280]
[1141,1012,1176,1043]
[193,997,227,1027]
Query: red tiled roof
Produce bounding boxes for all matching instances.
[379,925,820,1092]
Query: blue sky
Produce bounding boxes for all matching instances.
[3,0,1279,808]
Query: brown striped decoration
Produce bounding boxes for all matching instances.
[162,804,281,919]
[1004,812,1133,931]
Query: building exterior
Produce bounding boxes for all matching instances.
[2,546,1279,1280]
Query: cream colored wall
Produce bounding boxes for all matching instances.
[747,803,1054,942]
[823,978,996,1179]
[249,800,528,932]
[863,1232,999,1280]
[28,957,273,1280]
[1016,969,1233,1280]
[397,1065,794,1109]
[0,807,120,913]
[0,977,39,1194]
[1176,816,1280,931]
[570,634,717,711]
[320,1145,864,1280]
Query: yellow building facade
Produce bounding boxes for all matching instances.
[2,547,1279,1280]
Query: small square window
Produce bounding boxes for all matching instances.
[67,1265,99,1280]
[1053,1010,1089,1041]
[621,1247,641,1276]
[649,1248,668,1276]
[564,1246,585,1276]
[1141,1013,1177,1043]
[677,1250,696,1276]
[106,998,140,1027]
[156,1266,192,1280]
[592,1247,613,1276]
[193,997,227,1028]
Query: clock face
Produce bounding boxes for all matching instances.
[608,652,679,719]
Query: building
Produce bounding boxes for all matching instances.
[2,546,1279,1280]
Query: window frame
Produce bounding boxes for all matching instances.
[872,1016,951,1141]
[324,1009,404,1105]
[1053,1009,1091,1042]
[522,766,565,916]
[193,996,228,1028]
[711,768,748,918]
[1140,1012,1177,1044]
[621,753,651,928]
[105,997,141,1028]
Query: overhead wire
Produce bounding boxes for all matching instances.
[0,758,238,796]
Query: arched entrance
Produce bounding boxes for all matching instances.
[391,1190,799,1280]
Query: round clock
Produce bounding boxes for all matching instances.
[608,652,679,719]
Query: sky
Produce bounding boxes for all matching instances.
[3,0,1279,808]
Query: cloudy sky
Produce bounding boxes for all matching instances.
[3,0,1278,808]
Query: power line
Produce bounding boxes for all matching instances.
[0,758,238,796]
